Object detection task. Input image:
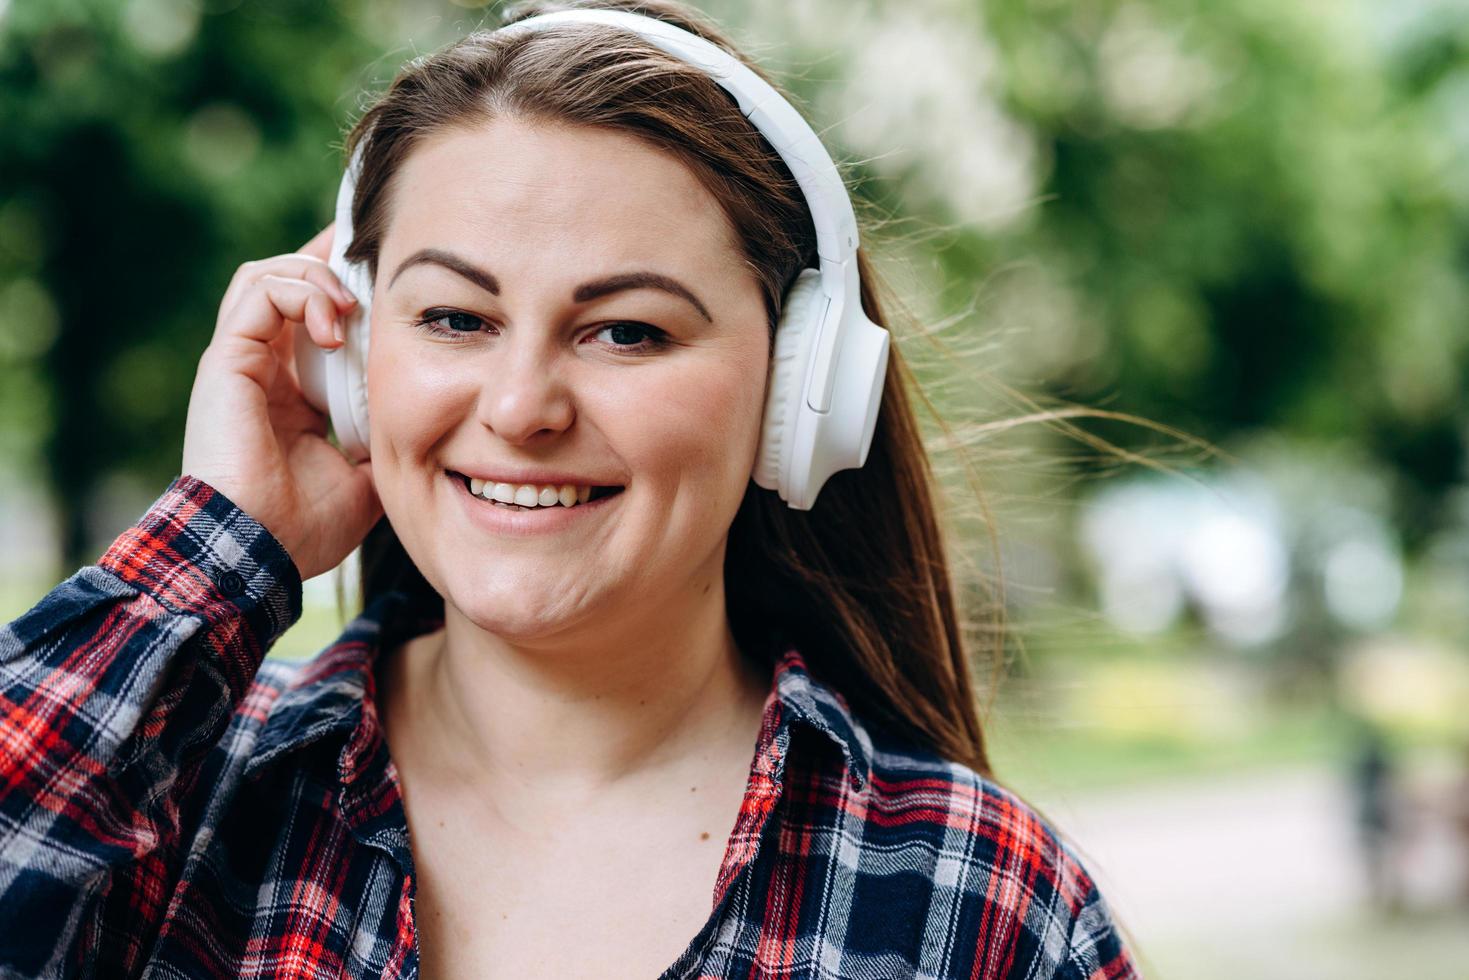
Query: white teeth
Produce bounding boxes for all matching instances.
[464,475,607,509]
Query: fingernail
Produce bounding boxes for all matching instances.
[332,318,345,344]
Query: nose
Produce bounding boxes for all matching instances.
[475,332,575,445]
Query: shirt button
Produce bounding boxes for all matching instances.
[215,569,248,598]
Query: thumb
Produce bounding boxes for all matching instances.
[297,462,383,581]
[346,459,384,534]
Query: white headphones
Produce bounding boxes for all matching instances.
[295,8,889,511]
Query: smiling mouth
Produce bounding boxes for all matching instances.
[447,470,625,511]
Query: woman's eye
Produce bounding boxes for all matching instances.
[413,309,485,337]
[411,309,666,352]
[591,322,668,351]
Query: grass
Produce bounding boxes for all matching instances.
[987,700,1353,796]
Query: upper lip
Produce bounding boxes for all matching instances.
[447,467,623,487]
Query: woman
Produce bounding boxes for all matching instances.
[0,1,1141,977]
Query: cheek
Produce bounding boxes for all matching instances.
[366,334,468,452]
[610,347,768,495]
[365,337,485,555]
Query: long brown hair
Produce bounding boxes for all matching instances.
[339,0,997,777]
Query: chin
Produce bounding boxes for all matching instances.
[440,574,600,643]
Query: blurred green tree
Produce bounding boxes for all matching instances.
[975,0,1468,547]
[0,0,385,572]
[3,0,1467,584]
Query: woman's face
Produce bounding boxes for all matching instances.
[366,116,771,643]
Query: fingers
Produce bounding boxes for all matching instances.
[216,273,352,351]
[221,252,356,323]
[206,226,361,391]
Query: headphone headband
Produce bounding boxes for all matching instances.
[502,10,870,421]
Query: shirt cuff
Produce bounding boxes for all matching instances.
[97,474,303,649]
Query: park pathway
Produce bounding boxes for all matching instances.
[1021,762,1469,980]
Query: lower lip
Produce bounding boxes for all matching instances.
[449,473,622,536]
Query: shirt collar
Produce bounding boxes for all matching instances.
[247,591,873,794]
[246,589,431,778]
[766,645,873,792]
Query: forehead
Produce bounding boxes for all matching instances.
[382,115,742,272]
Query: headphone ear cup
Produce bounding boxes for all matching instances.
[337,256,374,461]
[753,268,825,493]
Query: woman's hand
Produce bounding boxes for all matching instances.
[182,223,382,582]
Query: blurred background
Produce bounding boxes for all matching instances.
[3,0,1469,976]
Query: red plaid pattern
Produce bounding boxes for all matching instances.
[0,475,1140,978]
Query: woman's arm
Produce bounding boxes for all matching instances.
[0,474,300,975]
[1057,879,1141,980]
[0,221,376,975]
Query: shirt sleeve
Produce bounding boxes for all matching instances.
[1056,876,1143,980]
[0,473,302,977]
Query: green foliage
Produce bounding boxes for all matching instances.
[975,0,1469,544]
[0,0,383,564]
[2,0,1465,572]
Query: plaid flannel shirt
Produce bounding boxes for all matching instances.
[0,474,1141,979]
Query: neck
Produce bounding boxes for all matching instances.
[379,567,771,816]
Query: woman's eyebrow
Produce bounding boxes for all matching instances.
[387,247,713,322]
